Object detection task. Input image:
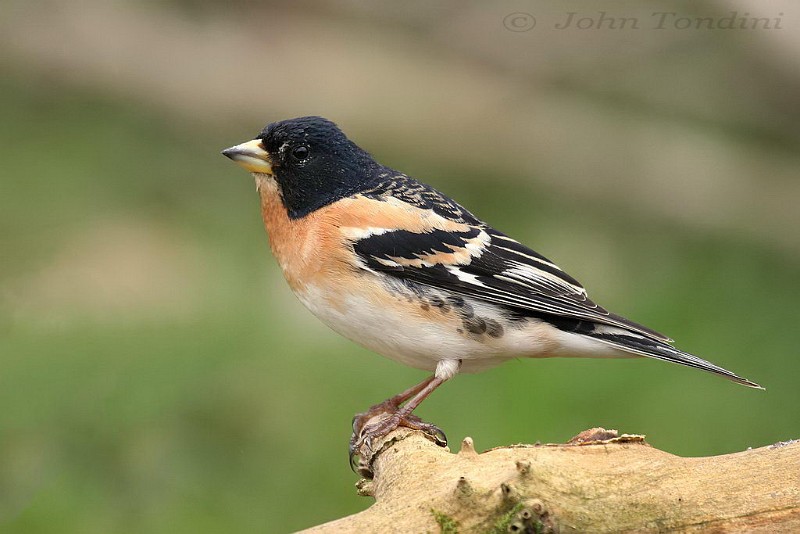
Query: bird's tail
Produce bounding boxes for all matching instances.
[584,328,763,389]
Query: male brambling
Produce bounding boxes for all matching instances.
[222,116,761,473]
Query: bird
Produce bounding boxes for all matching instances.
[222,116,761,474]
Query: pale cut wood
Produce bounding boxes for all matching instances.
[303,428,800,533]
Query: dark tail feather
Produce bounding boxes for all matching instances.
[587,332,763,389]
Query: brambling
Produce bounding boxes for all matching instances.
[222,116,761,473]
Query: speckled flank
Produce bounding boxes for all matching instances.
[416,293,505,341]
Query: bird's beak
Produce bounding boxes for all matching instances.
[221,139,273,174]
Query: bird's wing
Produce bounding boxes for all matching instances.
[348,188,670,342]
[344,180,762,388]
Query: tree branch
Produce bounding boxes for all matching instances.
[303,428,800,533]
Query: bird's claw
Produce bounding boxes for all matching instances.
[349,407,447,478]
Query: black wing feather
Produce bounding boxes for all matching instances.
[353,223,670,342]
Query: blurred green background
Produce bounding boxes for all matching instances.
[1,1,799,532]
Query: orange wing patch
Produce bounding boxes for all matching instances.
[335,195,488,270]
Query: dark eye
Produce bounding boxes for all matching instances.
[291,145,309,161]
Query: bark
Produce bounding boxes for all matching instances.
[302,428,800,533]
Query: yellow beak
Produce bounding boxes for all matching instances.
[221,139,273,174]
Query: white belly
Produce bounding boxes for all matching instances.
[292,278,572,374]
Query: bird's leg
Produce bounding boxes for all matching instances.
[351,375,436,426]
[350,359,460,476]
[349,375,446,475]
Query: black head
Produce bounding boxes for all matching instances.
[224,116,381,218]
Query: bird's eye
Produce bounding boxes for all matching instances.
[291,145,309,161]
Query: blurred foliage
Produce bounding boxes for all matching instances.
[1,9,799,532]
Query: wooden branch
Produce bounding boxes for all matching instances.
[303,428,800,533]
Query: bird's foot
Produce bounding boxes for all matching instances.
[349,401,446,478]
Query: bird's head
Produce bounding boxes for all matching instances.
[222,116,380,218]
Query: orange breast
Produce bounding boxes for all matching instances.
[256,176,336,293]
